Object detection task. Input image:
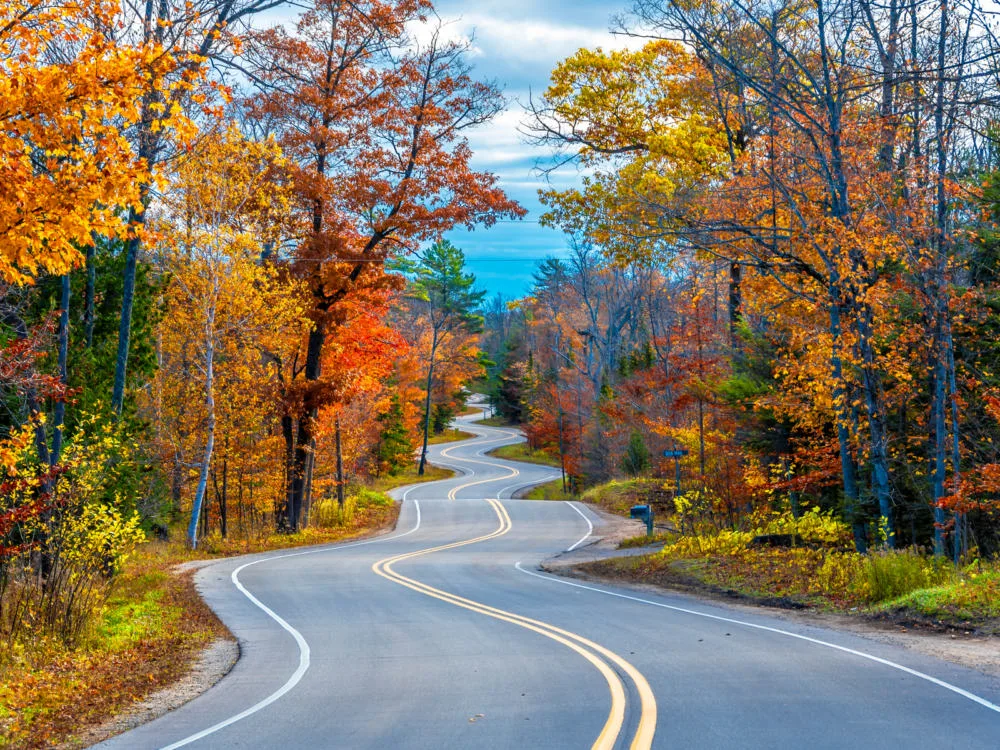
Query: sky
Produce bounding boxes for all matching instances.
[421,0,634,299]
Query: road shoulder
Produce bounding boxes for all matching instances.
[541,503,1000,681]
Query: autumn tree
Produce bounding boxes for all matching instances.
[247,7,522,529]
[155,127,303,547]
[109,0,286,416]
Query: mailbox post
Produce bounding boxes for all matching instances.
[663,447,690,494]
[630,504,653,537]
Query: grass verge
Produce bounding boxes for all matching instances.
[486,442,561,467]
[522,478,575,500]
[579,478,670,517]
[369,462,454,493]
[577,547,1000,633]
[473,415,513,427]
[0,560,226,749]
[427,429,476,445]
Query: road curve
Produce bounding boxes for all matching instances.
[97,407,1000,749]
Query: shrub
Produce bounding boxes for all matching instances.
[659,529,752,559]
[620,430,651,477]
[0,417,145,657]
[853,548,955,603]
[312,488,392,529]
[756,507,853,548]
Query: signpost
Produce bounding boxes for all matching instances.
[663,447,690,495]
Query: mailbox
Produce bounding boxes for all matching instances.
[629,504,654,536]
[630,504,650,520]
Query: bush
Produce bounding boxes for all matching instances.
[312,488,392,529]
[756,507,853,548]
[853,548,955,603]
[0,417,145,656]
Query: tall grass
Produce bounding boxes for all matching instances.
[311,488,392,529]
[856,548,955,602]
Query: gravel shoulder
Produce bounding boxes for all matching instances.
[542,501,1000,680]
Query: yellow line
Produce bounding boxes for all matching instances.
[439,432,522,501]
[372,498,657,750]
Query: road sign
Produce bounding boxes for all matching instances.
[663,449,689,458]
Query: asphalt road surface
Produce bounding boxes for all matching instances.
[97,407,1000,749]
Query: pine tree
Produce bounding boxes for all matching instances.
[376,395,413,476]
[621,430,651,477]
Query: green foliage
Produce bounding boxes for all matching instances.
[879,563,1000,622]
[398,240,486,333]
[96,580,173,652]
[375,395,412,476]
[488,441,561,467]
[431,402,455,434]
[855,549,954,603]
[33,240,160,428]
[523,478,574,500]
[494,360,529,423]
[620,430,651,477]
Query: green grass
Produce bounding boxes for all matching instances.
[96,577,176,652]
[522,478,575,500]
[427,429,476,445]
[879,565,1000,623]
[473,415,513,427]
[369,462,455,493]
[487,442,561,467]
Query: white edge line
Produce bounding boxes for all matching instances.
[564,502,594,552]
[158,497,423,750]
[513,562,1000,716]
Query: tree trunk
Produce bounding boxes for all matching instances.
[286,320,326,530]
[932,316,948,556]
[557,401,567,494]
[418,339,437,476]
[728,261,742,346]
[112,205,146,416]
[84,242,96,349]
[854,301,895,547]
[829,290,867,552]
[51,275,70,465]
[335,417,346,507]
[280,414,294,531]
[188,308,216,550]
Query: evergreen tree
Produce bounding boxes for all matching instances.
[376,395,413,476]
[621,430,651,477]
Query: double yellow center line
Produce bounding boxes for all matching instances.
[372,498,657,750]
[439,431,522,501]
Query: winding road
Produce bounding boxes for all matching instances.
[97,406,1000,749]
